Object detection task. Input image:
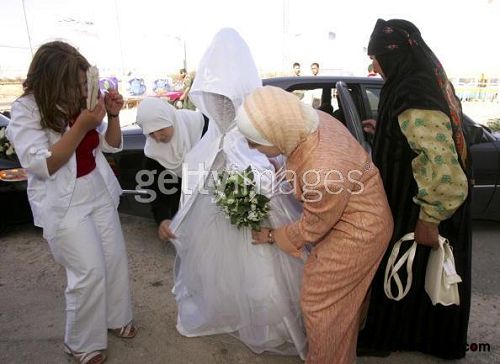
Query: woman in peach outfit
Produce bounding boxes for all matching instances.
[236,85,393,364]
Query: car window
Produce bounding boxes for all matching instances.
[303,88,322,108]
[476,126,495,144]
[290,87,340,115]
[365,87,380,119]
[463,116,495,145]
[292,88,320,108]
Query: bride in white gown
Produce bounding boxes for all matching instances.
[170,28,307,359]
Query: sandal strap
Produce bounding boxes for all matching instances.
[115,321,135,337]
[77,351,105,364]
[64,344,106,364]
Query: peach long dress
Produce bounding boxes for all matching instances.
[273,113,393,363]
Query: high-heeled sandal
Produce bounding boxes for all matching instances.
[64,343,107,364]
[109,321,137,338]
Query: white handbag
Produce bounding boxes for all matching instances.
[425,235,462,306]
[384,232,462,306]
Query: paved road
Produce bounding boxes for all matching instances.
[0,216,498,363]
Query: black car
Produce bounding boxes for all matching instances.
[110,76,500,221]
[263,76,500,221]
[0,112,153,226]
[1,76,499,228]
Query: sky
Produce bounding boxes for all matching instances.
[1,0,499,79]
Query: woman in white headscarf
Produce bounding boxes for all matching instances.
[136,97,208,238]
[168,28,307,359]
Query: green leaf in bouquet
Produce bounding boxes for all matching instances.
[236,173,245,186]
[256,194,269,206]
[244,166,254,180]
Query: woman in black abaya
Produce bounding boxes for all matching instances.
[357,19,472,360]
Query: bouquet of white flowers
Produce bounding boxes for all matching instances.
[213,166,270,231]
[0,126,16,160]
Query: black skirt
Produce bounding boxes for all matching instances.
[142,157,182,225]
[357,113,472,360]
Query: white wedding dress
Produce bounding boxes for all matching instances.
[169,28,307,359]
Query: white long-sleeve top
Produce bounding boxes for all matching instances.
[6,94,123,240]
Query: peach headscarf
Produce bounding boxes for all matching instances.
[236,86,319,156]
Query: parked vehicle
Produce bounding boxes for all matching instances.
[263,76,500,221]
[0,113,32,231]
[1,76,499,229]
[112,76,500,220]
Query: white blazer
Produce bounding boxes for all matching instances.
[6,94,123,240]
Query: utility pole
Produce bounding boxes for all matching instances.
[183,39,187,71]
[172,36,187,71]
[21,0,33,57]
[282,0,289,71]
[113,0,125,77]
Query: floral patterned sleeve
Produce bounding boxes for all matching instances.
[398,108,468,223]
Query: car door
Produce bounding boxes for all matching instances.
[360,84,382,121]
[335,81,371,153]
[465,118,500,220]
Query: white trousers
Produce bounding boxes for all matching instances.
[47,169,133,353]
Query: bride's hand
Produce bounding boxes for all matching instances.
[158,219,176,241]
[251,228,273,245]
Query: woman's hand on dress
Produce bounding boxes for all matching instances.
[104,89,124,116]
[159,219,176,241]
[268,157,283,173]
[362,118,377,135]
[414,219,440,249]
[251,228,272,245]
[76,98,106,131]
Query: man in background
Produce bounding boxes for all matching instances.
[178,68,195,110]
[292,62,301,76]
[311,62,319,76]
[291,62,304,100]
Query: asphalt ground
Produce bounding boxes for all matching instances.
[0,214,499,363]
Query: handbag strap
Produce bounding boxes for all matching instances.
[439,236,463,286]
[384,232,417,301]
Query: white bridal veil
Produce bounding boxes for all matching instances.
[169,28,307,359]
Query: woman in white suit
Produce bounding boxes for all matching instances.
[7,41,135,364]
